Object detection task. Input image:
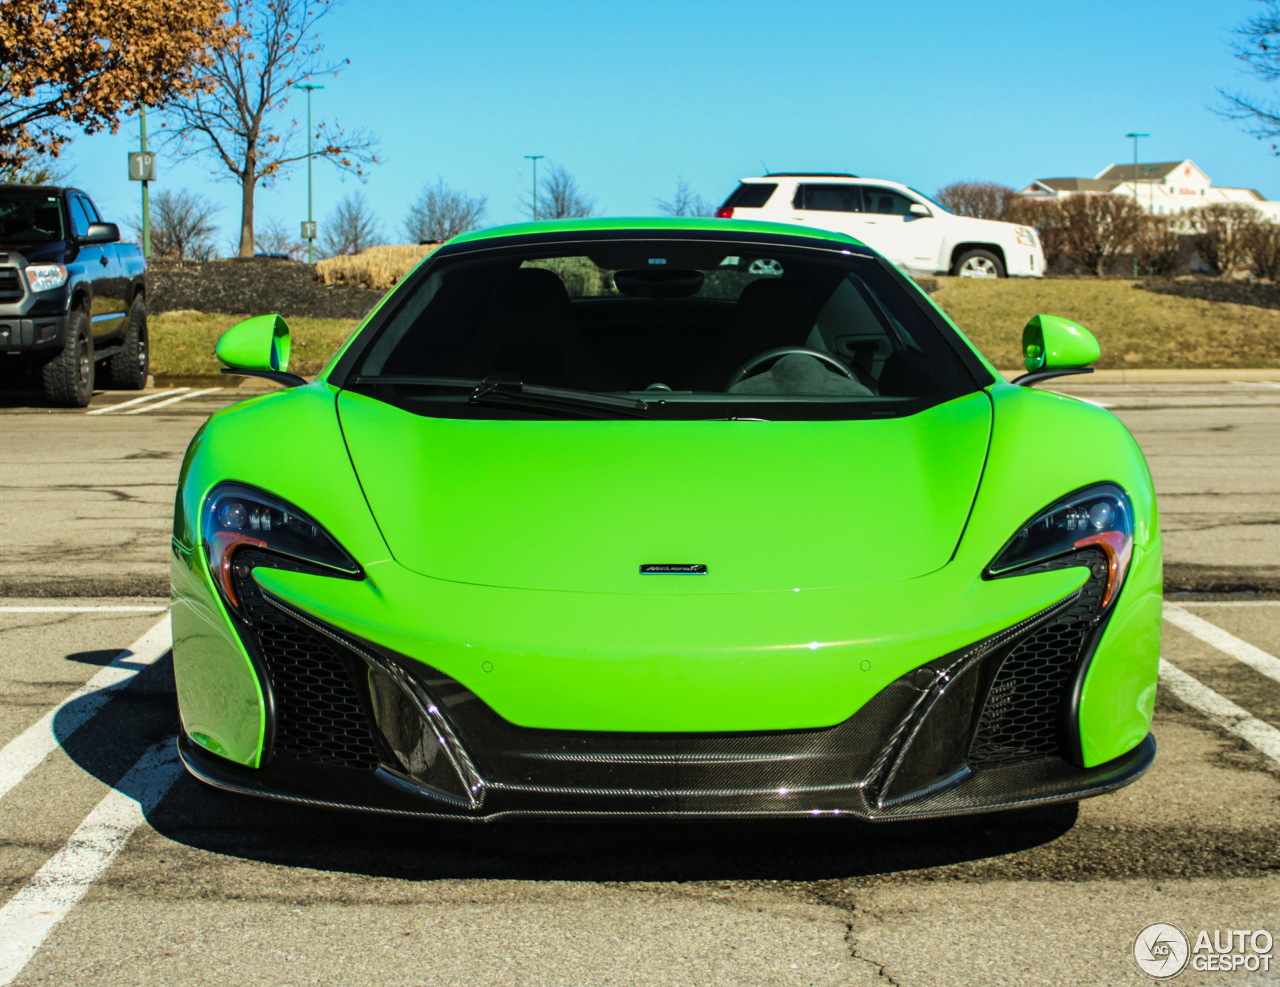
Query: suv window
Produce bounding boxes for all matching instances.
[860,186,918,215]
[794,184,863,213]
[720,183,776,210]
[68,196,94,237]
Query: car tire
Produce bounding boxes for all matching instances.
[41,309,94,407]
[952,249,1005,279]
[102,295,149,390]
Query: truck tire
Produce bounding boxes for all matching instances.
[952,249,1005,278]
[103,295,149,390]
[41,309,94,407]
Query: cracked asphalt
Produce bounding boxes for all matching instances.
[0,380,1278,985]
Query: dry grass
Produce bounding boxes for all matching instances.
[149,311,360,377]
[315,244,439,289]
[932,277,1280,369]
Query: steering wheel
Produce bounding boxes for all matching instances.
[726,347,857,389]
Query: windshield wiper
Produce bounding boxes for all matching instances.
[348,374,651,419]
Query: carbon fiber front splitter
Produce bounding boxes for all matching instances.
[177,732,1154,824]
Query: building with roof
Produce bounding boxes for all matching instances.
[1017,160,1280,223]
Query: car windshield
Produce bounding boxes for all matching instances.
[0,193,65,243]
[345,238,977,420]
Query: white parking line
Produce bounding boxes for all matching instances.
[1176,600,1280,607]
[0,735,182,986]
[0,615,170,803]
[1164,603,1280,687]
[1230,380,1280,389]
[123,387,222,414]
[84,388,188,415]
[1160,658,1280,766]
[1050,392,1115,409]
[0,606,168,613]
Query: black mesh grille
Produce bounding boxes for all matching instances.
[0,269,22,303]
[967,551,1108,767]
[233,553,380,768]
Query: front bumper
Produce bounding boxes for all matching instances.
[0,314,67,355]
[176,549,1156,821]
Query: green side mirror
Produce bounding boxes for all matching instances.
[1014,314,1100,387]
[1022,314,1099,371]
[216,314,291,371]
[214,314,306,387]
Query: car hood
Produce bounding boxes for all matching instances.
[337,391,993,594]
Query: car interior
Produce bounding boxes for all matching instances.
[355,244,961,402]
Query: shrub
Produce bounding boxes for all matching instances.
[1005,198,1066,269]
[1186,202,1261,275]
[1244,220,1280,280]
[315,243,439,290]
[936,181,1018,220]
[1057,194,1142,276]
[1134,214,1182,276]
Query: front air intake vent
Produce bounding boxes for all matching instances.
[0,269,23,303]
[967,551,1108,767]
[233,553,380,768]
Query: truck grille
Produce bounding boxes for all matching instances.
[0,268,22,303]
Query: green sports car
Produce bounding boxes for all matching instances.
[172,217,1160,821]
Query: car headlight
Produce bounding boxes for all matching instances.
[201,482,361,607]
[24,264,68,292]
[986,484,1133,607]
[1014,227,1038,248]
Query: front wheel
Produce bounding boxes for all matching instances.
[103,295,149,390]
[952,249,1005,279]
[41,310,94,407]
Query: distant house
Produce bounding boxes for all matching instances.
[1017,160,1280,223]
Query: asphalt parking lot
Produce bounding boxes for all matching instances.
[0,378,1278,986]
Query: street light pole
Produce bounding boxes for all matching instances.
[140,107,151,258]
[525,155,544,220]
[293,83,325,262]
[1126,132,1148,276]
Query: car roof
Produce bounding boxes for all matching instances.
[447,216,868,248]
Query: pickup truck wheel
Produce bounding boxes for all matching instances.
[41,310,94,407]
[952,249,1005,278]
[103,296,149,390]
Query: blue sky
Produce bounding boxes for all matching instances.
[61,0,1280,253]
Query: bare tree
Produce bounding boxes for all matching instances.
[935,181,1017,220]
[1057,194,1142,276]
[254,216,304,260]
[1244,220,1280,279]
[318,191,383,256]
[1133,214,1182,277]
[1220,2,1280,154]
[403,179,487,243]
[0,0,232,173]
[1187,202,1260,275]
[129,187,220,261]
[525,164,595,220]
[1005,198,1066,268]
[158,0,380,258]
[655,177,713,217]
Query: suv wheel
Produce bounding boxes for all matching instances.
[103,295,149,390]
[953,249,1005,279]
[41,309,94,407]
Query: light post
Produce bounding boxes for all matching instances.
[140,107,151,258]
[1126,132,1148,275]
[524,155,544,220]
[294,82,325,262]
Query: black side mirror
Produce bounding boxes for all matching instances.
[81,222,120,244]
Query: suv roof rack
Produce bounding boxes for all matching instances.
[762,172,860,178]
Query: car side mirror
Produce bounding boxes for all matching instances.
[908,203,931,217]
[215,314,307,387]
[1011,314,1099,387]
[81,222,120,244]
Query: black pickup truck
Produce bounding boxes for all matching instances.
[0,185,148,406]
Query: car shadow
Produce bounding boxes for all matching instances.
[55,653,1079,884]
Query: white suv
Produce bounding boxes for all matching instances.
[715,173,1043,278]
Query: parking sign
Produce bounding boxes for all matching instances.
[128,152,156,181]
[301,220,317,240]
